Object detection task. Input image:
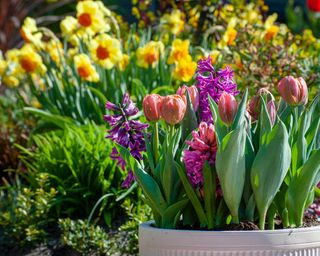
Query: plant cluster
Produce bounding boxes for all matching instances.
[107,57,320,230]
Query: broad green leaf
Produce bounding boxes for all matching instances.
[232,89,248,130]
[175,162,208,227]
[162,199,189,228]
[251,121,291,229]
[287,149,320,227]
[181,91,198,141]
[259,97,272,146]
[208,95,227,144]
[216,122,246,221]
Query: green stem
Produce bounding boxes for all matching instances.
[259,212,266,230]
[153,122,159,164]
[232,215,239,224]
[282,208,289,228]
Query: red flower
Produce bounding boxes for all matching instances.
[307,0,320,12]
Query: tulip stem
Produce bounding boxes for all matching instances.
[153,122,159,163]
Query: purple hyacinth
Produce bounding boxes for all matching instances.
[104,93,148,188]
[196,56,239,123]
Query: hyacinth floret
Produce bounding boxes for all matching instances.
[104,93,148,187]
[196,56,239,122]
[183,122,217,188]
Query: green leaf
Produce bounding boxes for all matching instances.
[259,97,272,146]
[208,96,227,144]
[251,121,291,229]
[232,89,248,130]
[216,122,246,221]
[203,162,216,229]
[175,162,208,227]
[181,91,198,141]
[286,149,320,227]
[162,199,189,228]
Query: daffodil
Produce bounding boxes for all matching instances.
[136,41,164,68]
[89,34,122,69]
[0,60,7,77]
[76,0,106,35]
[167,39,190,64]
[209,50,220,65]
[118,54,129,71]
[45,40,64,64]
[173,56,197,82]
[160,9,185,35]
[20,17,43,48]
[3,75,19,88]
[74,54,99,82]
[19,44,46,74]
[220,18,237,48]
[263,14,279,42]
[60,16,78,37]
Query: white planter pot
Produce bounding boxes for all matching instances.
[139,221,320,256]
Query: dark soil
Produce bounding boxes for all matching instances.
[223,221,259,230]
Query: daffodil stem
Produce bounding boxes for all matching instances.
[153,122,159,163]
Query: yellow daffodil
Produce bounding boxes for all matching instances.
[89,34,122,69]
[76,0,106,35]
[20,17,43,47]
[60,16,78,37]
[220,18,237,47]
[160,9,185,35]
[136,41,164,68]
[173,56,197,82]
[45,40,64,64]
[19,44,46,74]
[3,75,19,88]
[167,39,190,65]
[263,14,279,42]
[0,59,7,77]
[118,54,129,71]
[74,54,99,82]
[209,50,220,65]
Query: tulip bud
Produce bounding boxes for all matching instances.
[176,85,199,111]
[307,0,320,12]
[267,100,276,125]
[160,95,186,125]
[142,94,163,121]
[247,88,275,121]
[277,76,308,106]
[218,92,238,126]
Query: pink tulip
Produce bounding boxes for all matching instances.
[218,92,238,126]
[176,85,199,111]
[143,94,163,121]
[247,88,275,121]
[160,95,186,125]
[278,76,308,106]
[267,100,276,125]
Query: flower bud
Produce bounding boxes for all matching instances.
[277,76,308,106]
[160,94,186,125]
[267,100,276,125]
[142,94,163,121]
[247,88,275,121]
[218,92,238,126]
[176,85,199,111]
[307,0,320,12]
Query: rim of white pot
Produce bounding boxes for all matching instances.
[139,221,320,250]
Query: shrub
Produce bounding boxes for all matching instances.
[18,124,126,225]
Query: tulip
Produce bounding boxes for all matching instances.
[307,0,320,12]
[278,76,308,106]
[247,88,275,121]
[267,100,276,125]
[218,92,238,126]
[176,85,199,111]
[160,95,186,125]
[142,94,163,121]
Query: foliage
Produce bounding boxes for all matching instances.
[0,174,56,246]
[59,218,110,256]
[18,124,126,225]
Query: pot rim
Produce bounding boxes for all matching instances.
[140,220,320,234]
